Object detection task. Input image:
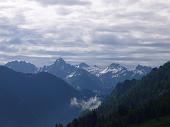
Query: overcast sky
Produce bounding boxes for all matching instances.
[0,0,170,67]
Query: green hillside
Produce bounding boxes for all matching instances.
[65,61,170,127]
[132,116,170,127]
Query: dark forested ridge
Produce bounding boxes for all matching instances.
[66,61,170,127]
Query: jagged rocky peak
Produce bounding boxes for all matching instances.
[5,60,36,68]
[93,65,99,67]
[108,63,126,69]
[106,63,127,72]
[135,64,152,72]
[136,64,151,70]
[78,63,89,68]
[100,63,127,75]
[5,60,38,73]
[7,60,27,65]
[109,63,120,67]
[54,58,66,64]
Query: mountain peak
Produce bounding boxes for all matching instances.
[109,63,126,70]
[136,64,152,71]
[7,60,27,64]
[78,63,89,68]
[100,63,127,76]
[109,63,121,67]
[54,58,65,64]
[5,60,37,73]
[134,64,152,75]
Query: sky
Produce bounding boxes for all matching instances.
[0,0,170,67]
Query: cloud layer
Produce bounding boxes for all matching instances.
[70,96,101,110]
[33,0,90,6]
[0,0,170,66]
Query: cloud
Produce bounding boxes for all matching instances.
[70,96,101,110]
[32,0,90,6]
[0,0,170,67]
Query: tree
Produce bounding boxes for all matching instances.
[56,123,63,127]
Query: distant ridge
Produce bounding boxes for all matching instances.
[5,58,152,94]
[5,60,38,73]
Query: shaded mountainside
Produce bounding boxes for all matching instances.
[5,60,38,73]
[40,58,104,94]
[66,61,170,127]
[0,66,82,127]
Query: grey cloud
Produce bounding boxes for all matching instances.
[0,0,170,67]
[0,44,18,53]
[91,32,124,45]
[33,0,90,6]
[0,25,43,45]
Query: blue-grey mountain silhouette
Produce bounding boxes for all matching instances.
[0,66,82,127]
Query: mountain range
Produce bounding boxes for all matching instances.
[4,58,152,95]
[2,59,169,127]
[66,61,170,127]
[79,63,152,91]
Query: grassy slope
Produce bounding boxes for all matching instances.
[132,116,170,127]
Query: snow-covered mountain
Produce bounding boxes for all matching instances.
[79,63,152,92]
[99,63,127,77]
[98,63,132,91]
[40,58,104,94]
[77,63,105,77]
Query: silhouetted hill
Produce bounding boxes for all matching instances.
[0,66,81,127]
